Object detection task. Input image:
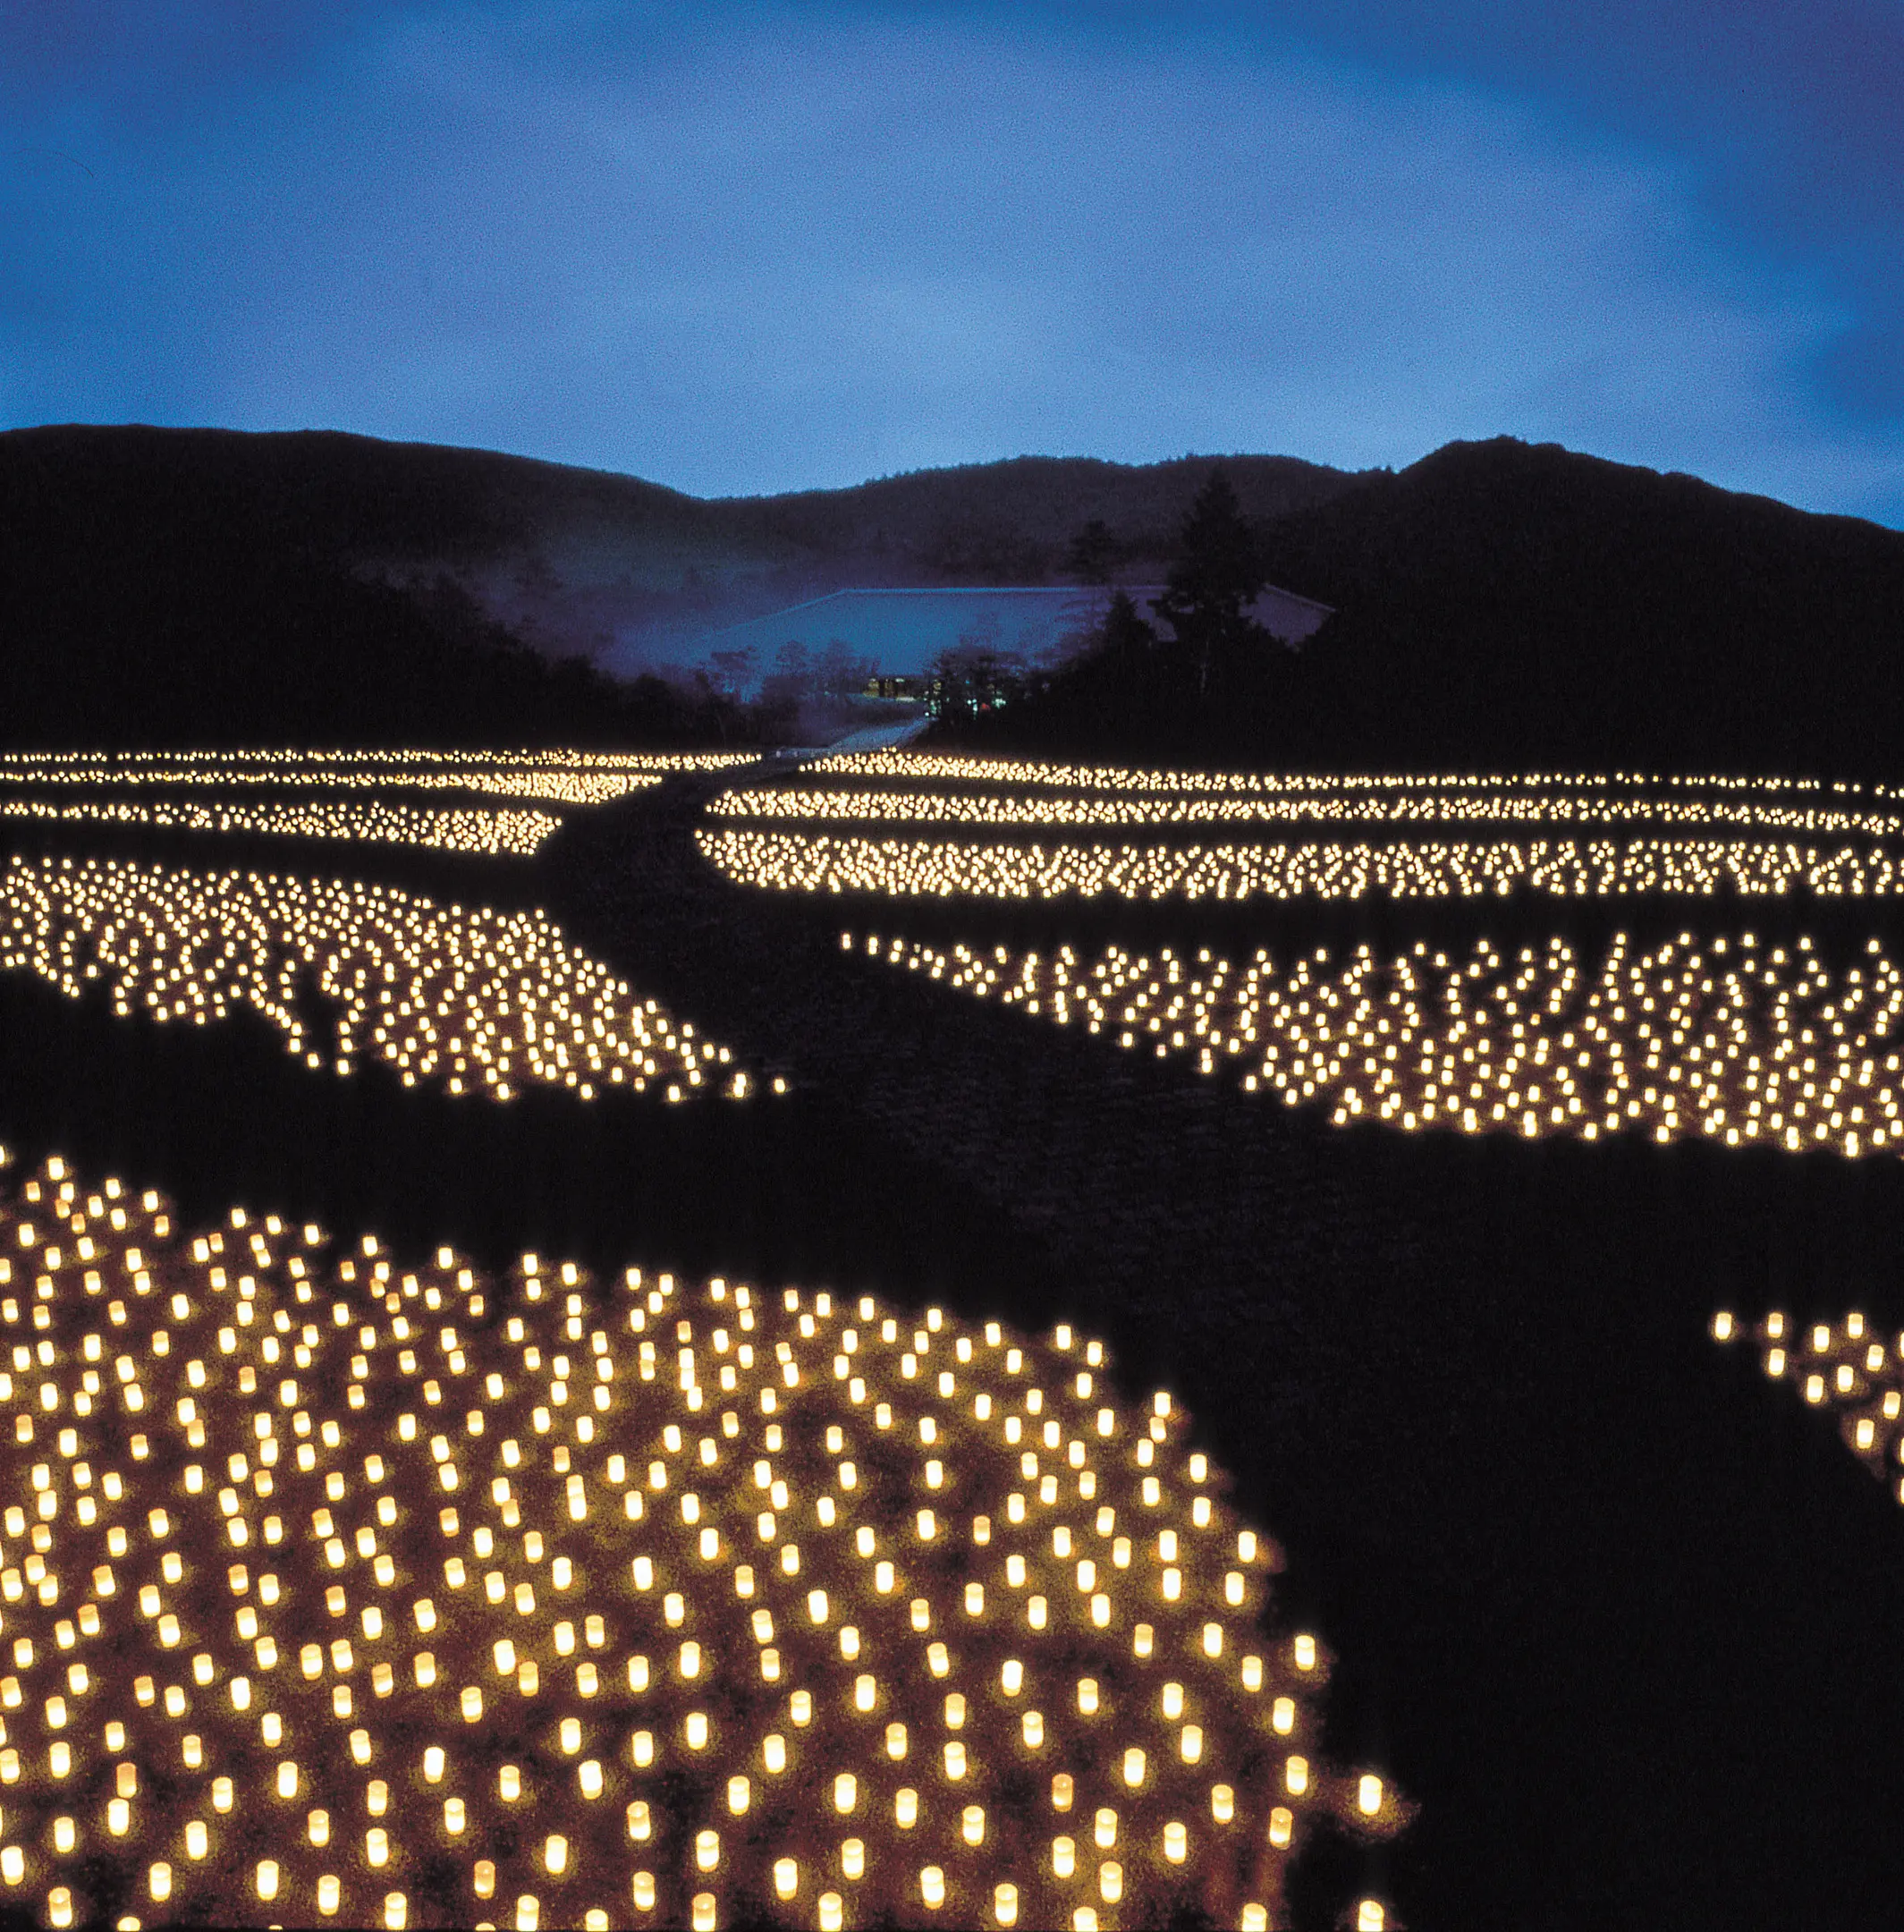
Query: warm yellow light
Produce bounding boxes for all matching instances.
[0,1145,1393,1930]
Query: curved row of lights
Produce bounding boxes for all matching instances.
[702,827,1904,906]
[0,751,753,776]
[4,772,659,808]
[0,748,765,835]
[0,797,563,859]
[0,852,759,1104]
[804,751,1869,801]
[1713,1309,1904,1503]
[845,928,1904,1160]
[0,1149,1400,1931]
[714,784,1904,841]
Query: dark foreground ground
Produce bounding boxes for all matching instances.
[7,775,1904,1928]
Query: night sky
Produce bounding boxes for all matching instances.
[4,1,1900,523]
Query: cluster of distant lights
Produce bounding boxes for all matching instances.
[1714,1308,1904,1504]
[0,852,760,1104]
[0,797,563,859]
[0,1149,1399,1931]
[703,826,1904,906]
[845,928,1904,1159]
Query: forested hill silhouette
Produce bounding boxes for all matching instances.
[728,450,1359,580]
[0,426,1365,746]
[955,438,1904,780]
[0,425,747,748]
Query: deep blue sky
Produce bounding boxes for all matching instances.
[4,1,1900,523]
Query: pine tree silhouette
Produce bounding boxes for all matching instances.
[1152,469,1266,699]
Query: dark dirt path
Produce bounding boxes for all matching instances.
[537,772,1904,1932]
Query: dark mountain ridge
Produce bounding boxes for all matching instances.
[967,437,1904,779]
[0,425,747,747]
[0,425,1362,665]
[8,424,1896,769]
[719,451,1359,580]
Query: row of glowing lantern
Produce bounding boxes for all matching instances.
[0,794,563,858]
[804,750,1869,801]
[0,1148,1400,1930]
[0,750,753,775]
[0,746,761,837]
[4,768,660,808]
[715,784,1904,842]
[0,852,758,1103]
[703,826,1904,906]
[846,927,1904,1160]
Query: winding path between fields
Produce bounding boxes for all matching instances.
[537,767,1904,1932]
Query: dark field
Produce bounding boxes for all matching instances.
[6,775,1904,1928]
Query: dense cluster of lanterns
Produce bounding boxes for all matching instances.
[0,852,757,1104]
[1713,1308,1904,1504]
[0,798,563,859]
[844,928,1904,1160]
[703,827,1904,906]
[709,759,1904,908]
[0,1148,1399,1930]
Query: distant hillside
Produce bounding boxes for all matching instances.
[0,428,1363,710]
[0,425,757,747]
[711,452,1360,588]
[38,425,1888,772]
[957,438,1904,779]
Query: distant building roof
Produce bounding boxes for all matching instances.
[1245,582,1335,646]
